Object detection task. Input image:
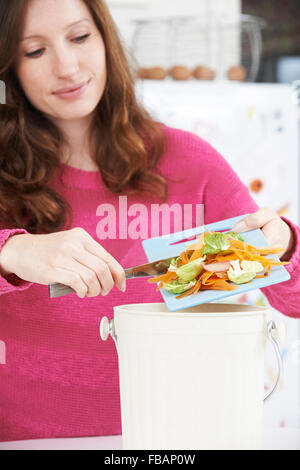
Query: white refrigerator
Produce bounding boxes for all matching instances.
[137,79,300,428]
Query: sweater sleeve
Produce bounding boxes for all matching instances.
[0,229,33,295]
[200,139,300,319]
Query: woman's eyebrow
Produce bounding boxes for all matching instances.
[21,18,91,42]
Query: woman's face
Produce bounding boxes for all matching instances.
[16,0,107,123]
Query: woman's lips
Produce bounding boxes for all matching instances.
[53,79,90,100]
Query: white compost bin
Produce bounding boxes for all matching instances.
[100,302,283,450]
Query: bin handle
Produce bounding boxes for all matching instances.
[264,320,283,403]
[99,318,283,403]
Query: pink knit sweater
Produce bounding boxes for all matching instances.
[0,126,299,442]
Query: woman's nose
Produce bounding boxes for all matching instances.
[52,45,80,78]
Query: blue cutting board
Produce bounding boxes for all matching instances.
[142,214,291,312]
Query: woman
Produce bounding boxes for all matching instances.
[0,0,299,442]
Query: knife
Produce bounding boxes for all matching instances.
[48,256,174,298]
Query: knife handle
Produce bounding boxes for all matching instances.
[49,283,76,298]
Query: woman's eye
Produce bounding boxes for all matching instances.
[72,33,91,43]
[25,34,91,58]
[25,49,44,58]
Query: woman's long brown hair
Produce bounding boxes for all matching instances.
[0,0,168,233]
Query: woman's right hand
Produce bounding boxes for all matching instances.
[0,228,126,298]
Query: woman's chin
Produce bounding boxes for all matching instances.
[51,105,97,122]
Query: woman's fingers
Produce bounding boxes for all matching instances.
[262,218,293,258]
[81,233,126,292]
[51,267,89,299]
[261,217,284,246]
[71,250,115,296]
[231,208,294,259]
[232,208,277,233]
[54,262,107,298]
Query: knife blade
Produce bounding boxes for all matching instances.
[48,256,174,298]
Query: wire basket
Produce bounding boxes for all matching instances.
[132,14,266,82]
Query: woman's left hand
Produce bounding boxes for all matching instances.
[232,207,295,261]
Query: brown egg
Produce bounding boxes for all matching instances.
[137,68,149,79]
[137,67,168,80]
[147,67,168,80]
[193,66,215,80]
[170,66,192,81]
[227,65,247,81]
[250,179,264,193]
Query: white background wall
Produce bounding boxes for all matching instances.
[107,0,241,50]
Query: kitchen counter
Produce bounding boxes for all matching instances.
[0,429,299,450]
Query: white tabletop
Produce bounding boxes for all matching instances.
[0,429,299,450]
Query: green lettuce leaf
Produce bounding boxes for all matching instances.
[163,279,197,294]
[201,231,244,255]
[225,231,244,242]
[176,257,205,282]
